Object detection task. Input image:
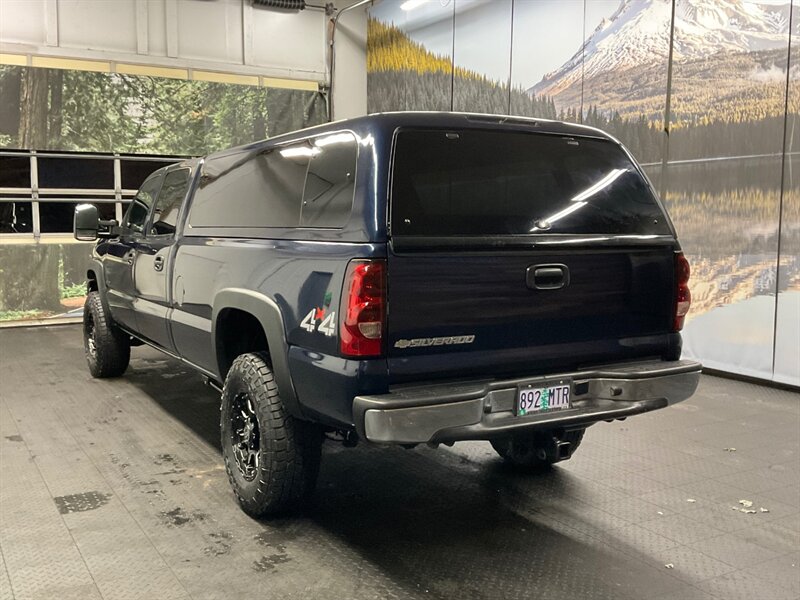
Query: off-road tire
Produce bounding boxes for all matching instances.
[491,428,585,471]
[220,352,322,518]
[83,291,130,378]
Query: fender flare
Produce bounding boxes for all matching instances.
[211,289,303,419]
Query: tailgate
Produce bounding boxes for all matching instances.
[387,246,676,380]
[386,126,678,381]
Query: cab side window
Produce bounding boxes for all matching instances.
[150,169,190,237]
[125,173,163,234]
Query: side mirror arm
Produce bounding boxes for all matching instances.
[98,219,120,238]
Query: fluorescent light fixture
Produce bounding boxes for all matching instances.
[400,0,427,11]
[570,168,627,203]
[314,133,353,147]
[279,146,320,158]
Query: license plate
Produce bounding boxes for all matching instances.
[516,382,571,416]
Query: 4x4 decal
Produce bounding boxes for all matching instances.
[300,307,337,337]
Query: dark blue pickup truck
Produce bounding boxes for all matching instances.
[74,112,701,516]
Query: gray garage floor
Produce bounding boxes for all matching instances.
[0,325,798,600]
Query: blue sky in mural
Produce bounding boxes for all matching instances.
[370,0,620,85]
[371,0,795,88]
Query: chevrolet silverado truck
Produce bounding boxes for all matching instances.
[74,112,701,517]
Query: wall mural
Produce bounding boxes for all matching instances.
[0,65,327,323]
[0,66,327,155]
[368,0,799,385]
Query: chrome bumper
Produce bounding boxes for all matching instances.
[353,359,702,444]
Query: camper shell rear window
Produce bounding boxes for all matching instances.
[390,128,670,237]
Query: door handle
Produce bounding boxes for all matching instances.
[154,255,164,272]
[527,264,569,290]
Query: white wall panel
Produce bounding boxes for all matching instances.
[0,0,370,122]
[176,0,243,64]
[0,0,47,46]
[147,0,168,56]
[1,0,332,80]
[58,0,138,53]
[250,7,325,74]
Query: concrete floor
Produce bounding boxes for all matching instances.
[0,325,798,600]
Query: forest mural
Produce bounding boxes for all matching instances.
[0,64,327,322]
[368,0,799,385]
[0,66,326,154]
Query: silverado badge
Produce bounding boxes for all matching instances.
[394,335,475,349]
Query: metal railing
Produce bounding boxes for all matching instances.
[0,149,185,240]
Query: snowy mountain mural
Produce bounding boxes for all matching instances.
[531,0,792,96]
[366,0,800,384]
[530,0,795,120]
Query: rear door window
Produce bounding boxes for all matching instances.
[391,129,670,237]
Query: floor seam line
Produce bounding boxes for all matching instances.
[0,539,16,600]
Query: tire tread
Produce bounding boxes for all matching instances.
[220,352,321,517]
[84,291,130,378]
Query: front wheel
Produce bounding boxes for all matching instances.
[83,291,130,378]
[220,352,322,517]
[491,428,585,471]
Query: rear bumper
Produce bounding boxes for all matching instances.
[353,359,702,444]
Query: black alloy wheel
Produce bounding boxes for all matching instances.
[220,352,322,517]
[230,392,260,482]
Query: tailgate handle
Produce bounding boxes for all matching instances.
[527,264,569,290]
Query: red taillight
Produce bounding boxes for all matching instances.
[673,252,691,331]
[340,259,386,357]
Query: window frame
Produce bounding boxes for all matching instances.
[123,170,165,236]
[145,167,192,240]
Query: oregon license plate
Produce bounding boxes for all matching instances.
[516,382,571,416]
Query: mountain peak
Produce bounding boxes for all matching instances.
[529,0,793,99]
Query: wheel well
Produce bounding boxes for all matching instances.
[216,308,269,378]
[87,270,98,292]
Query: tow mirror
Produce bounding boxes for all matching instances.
[74,203,99,241]
[74,204,119,241]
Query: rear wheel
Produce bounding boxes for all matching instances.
[220,352,322,517]
[491,428,585,471]
[83,291,130,378]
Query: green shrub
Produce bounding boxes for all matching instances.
[0,309,42,322]
[60,282,87,299]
